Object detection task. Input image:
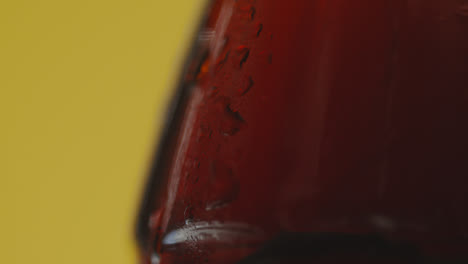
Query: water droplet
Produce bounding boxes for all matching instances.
[249,6,256,21]
[256,23,263,37]
[236,46,250,68]
[215,50,230,73]
[214,36,230,72]
[236,3,256,21]
[239,51,250,68]
[205,161,240,211]
[226,104,245,122]
[220,104,246,136]
[237,76,254,96]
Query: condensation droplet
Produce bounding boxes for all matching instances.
[226,104,245,122]
[215,50,230,73]
[249,6,256,21]
[214,37,230,73]
[205,161,240,211]
[235,46,250,68]
[239,50,250,68]
[236,3,256,21]
[256,23,263,37]
[237,76,254,96]
[220,104,246,136]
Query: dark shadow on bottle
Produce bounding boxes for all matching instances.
[236,232,467,264]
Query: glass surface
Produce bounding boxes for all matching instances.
[137,0,468,263]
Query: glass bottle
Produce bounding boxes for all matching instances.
[137,0,468,263]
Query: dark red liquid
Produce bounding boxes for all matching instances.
[137,0,468,263]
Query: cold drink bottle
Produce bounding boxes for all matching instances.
[136,0,468,263]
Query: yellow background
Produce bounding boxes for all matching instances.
[1,0,206,263]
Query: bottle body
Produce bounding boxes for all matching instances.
[137,0,468,263]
